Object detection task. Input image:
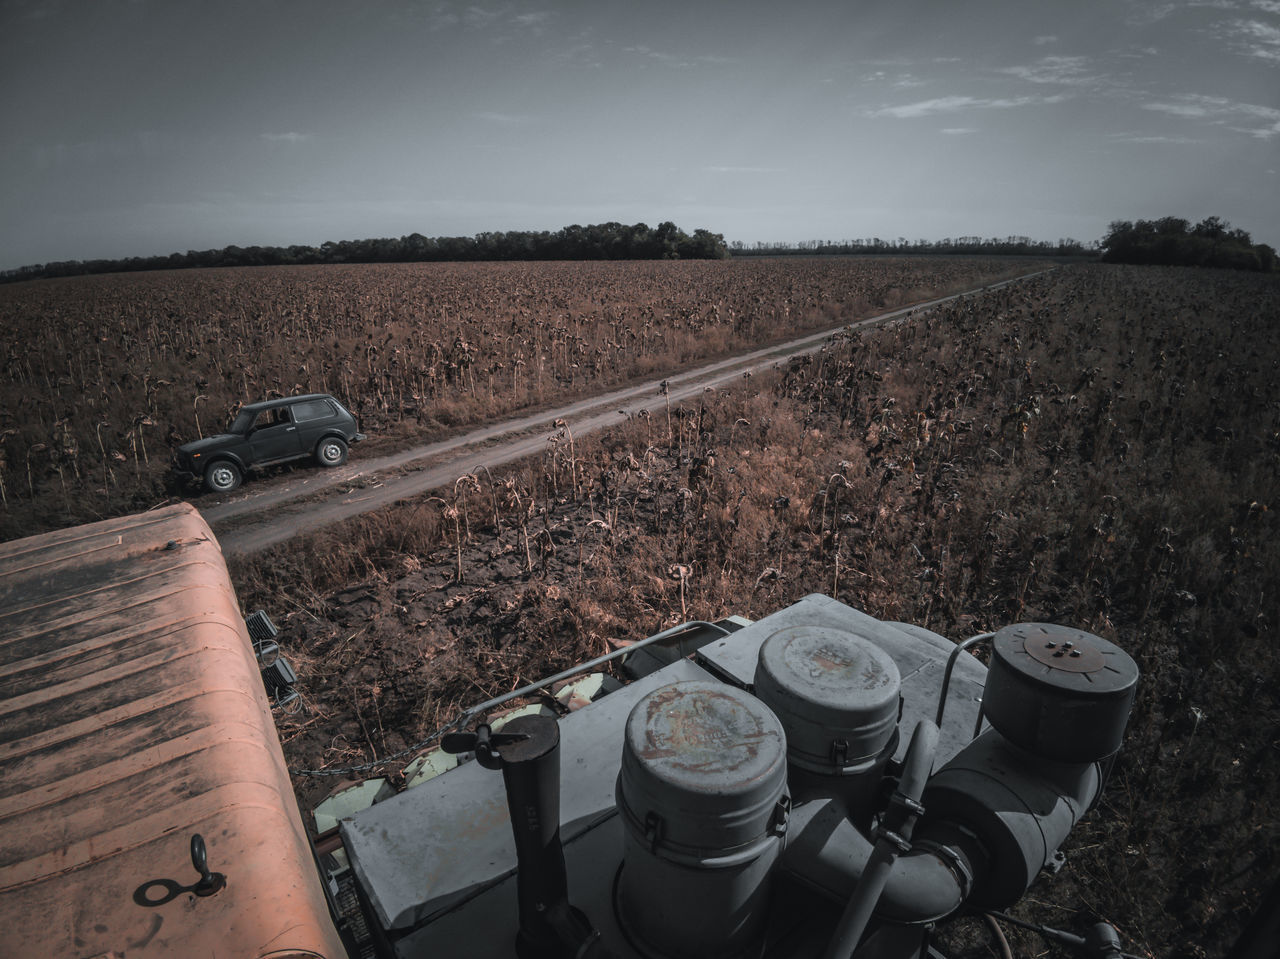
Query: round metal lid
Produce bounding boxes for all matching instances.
[618,681,787,851]
[992,623,1138,694]
[754,625,900,765]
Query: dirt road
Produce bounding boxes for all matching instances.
[203,269,1052,554]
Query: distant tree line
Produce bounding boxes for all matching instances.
[1100,216,1275,272]
[0,221,729,283]
[729,235,1094,258]
[9,215,1272,284]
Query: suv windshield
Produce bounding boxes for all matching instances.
[230,410,256,434]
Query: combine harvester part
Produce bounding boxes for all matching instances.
[0,510,1145,959]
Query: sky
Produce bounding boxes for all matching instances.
[1,0,1277,269]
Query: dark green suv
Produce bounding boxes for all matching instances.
[173,394,366,493]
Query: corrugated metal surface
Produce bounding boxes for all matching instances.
[0,504,344,959]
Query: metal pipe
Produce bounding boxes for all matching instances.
[935,633,994,728]
[466,714,613,959]
[498,719,570,949]
[821,720,939,959]
[778,797,967,925]
[292,619,732,777]
[462,620,731,721]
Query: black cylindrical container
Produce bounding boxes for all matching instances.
[982,623,1139,763]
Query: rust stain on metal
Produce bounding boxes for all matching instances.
[783,633,893,690]
[639,686,778,782]
[810,642,858,676]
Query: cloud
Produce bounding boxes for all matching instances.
[1033,35,1058,45]
[1124,1,1240,26]
[1225,18,1280,62]
[513,11,552,31]
[1125,2,1179,25]
[1111,44,1161,61]
[424,5,459,31]
[415,4,554,34]
[867,94,1066,118]
[1127,0,1280,62]
[1110,132,1201,144]
[464,6,500,29]
[260,132,311,143]
[1143,94,1280,138]
[860,70,926,88]
[553,27,602,68]
[941,127,978,135]
[623,45,731,68]
[1000,55,1103,87]
[1143,101,1213,117]
[624,44,673,62]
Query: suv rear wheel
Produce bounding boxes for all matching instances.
[315,436,348,467]
[205,461,242,493]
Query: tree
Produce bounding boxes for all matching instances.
[1100,216,1273,272]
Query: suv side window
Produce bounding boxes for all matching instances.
[252,408,292,430]
[292,399,335,423]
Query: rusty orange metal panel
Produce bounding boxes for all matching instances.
[0,504,344,959]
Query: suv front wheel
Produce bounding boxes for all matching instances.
[315,437,348,467]
[205,460,243,493]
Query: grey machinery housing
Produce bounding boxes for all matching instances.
[337,594,1139,959]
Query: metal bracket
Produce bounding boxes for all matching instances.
[920,841,974,899]
[887,791,926,818]
[772,794,791,836]
[644,811,663,853]
[870,817,912,854]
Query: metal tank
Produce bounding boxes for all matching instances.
[614,681,790,958]
[752,624,901,821]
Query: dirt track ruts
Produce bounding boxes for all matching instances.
[202,268,1054,555]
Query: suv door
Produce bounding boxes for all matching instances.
[289,397,339,450]
[246,406,305,464]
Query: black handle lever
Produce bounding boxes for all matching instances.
[190,833,226,896]
[442,723,529,770]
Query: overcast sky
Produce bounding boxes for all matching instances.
[1,0,1277,269]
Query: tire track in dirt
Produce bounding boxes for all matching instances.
[205,268,1054,554]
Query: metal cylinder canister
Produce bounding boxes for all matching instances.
[914,623,1138,909]
[614,681,789,959]
[982,623,1139,763]
[752,625,901,817]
